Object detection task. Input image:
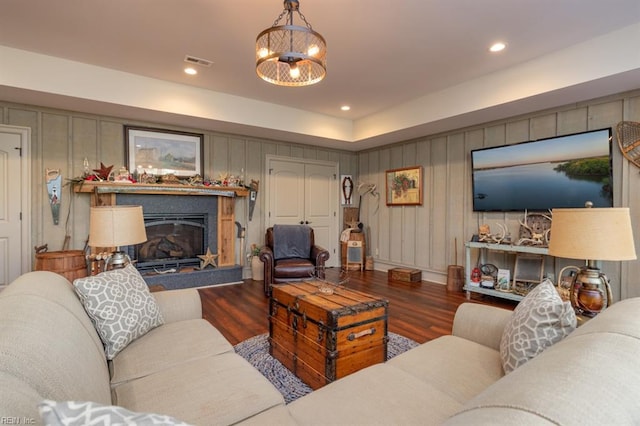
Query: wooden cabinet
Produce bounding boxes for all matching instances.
[464,242,550,302]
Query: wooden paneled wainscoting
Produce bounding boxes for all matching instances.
[198,268,516,345]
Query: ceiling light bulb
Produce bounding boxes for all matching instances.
[307,44,319,57]
[184,67,197,75]
[289,63,300,79]
[258,47,270,58]
[341,105,351,111]
[489,42,506,52]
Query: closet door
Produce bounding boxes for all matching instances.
[268,159,305,225]
[267,157,339,267]
[0,125,31,287]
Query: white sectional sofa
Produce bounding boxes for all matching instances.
[1,270,639,425]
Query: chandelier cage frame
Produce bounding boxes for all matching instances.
[256,0,327,87]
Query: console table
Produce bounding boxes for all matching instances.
[464,241,550,302]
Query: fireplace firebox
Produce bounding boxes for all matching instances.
[117,193,217,272]
[133,213,206,272]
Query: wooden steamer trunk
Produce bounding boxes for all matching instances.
[269,281,388,389]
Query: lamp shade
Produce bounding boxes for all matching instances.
[88,205,147,248]
[548,207,636,261]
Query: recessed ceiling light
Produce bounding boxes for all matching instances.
[489,42,507,53]
[184,67,198,75]
[340,105,351,111]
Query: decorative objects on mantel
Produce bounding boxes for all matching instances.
[74,181,249,198]
[548,204,637,318]
[92,162,114,181]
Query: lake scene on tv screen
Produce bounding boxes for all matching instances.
[472,129,612,212]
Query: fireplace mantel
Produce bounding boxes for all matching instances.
[73,181,248,198]
[74,181,247,268]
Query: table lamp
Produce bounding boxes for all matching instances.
[88,205,147,269]
[548,204,636,317]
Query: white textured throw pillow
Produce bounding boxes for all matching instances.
[500,279,576,374]
[73,264,164,360]
[39,400,192,426]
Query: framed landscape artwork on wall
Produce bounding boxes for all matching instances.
[125,125,204,177]
[385,166,423,206]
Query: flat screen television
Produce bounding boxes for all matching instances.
[471,128,612,212]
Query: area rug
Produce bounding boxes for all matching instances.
[234,332,419,404]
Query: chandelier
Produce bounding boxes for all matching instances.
[256,0,327,87]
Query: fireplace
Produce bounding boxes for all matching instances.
[114,193,241,289]
[75,182,246,290]
[133,213,206,272]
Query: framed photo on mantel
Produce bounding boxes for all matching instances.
[124,125,204,177]
[385,166,423,206]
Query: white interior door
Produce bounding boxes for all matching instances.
[267,156,339,267]
[304,163,337,261]
[0,125,31,288]
[268,160,305,225]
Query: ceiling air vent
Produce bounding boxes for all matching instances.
[184,55,213,67]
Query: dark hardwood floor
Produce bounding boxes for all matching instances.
[198,268,517,345]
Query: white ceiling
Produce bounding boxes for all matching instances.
[1,0,639,150]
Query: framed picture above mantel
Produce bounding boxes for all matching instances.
[385,166,423,206]
[124,125,204,177]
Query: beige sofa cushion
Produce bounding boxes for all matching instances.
[0,273,112,409]
[112,353,285,425]
[152,288,202,324]
[237,404,299,426]
[452,303,513,351]
[1,271,105,355]
[0,372,48,420]
[287,363,462,425]
[110,318,233,385]
[388,335,504,403]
